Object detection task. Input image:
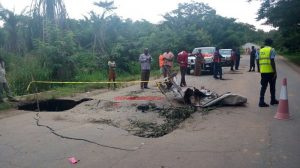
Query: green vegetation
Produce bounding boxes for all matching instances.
[0,102,13,111]
[0,0,298,98]
[252,0,300,52]
[283,53,300,66]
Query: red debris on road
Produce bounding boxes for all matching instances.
[114,96,164,101]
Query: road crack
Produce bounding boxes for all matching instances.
[34,113,135,152]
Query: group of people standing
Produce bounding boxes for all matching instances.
[139,48,176,89]
[230,48,241,71]
[108,38,279,108]
[213,48,241,79]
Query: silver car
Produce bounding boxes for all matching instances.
[219,49,232,67]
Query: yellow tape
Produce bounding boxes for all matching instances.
[26,79,160,91]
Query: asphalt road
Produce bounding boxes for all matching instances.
[0,55,299,168]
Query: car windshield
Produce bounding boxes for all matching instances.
[201,48,215,54]
[220,50,231,55]
[192,49,200,54]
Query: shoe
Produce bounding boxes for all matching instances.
[259,102,269,107]
[220,78,224,80]
[144,87,150,89]
[248,70,251,72]
[270,99,279,105]
[214,77,219,79]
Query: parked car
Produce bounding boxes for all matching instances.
[219,49,232,67]
[187,55,196,74]
[187,47,216,74]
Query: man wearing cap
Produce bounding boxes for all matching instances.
[258,39,279,107]
[139,48,152,89]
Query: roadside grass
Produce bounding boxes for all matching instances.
[4,69,163,109]
[283,52,300,66]
[0,102,13,111]
[0,68,169,111]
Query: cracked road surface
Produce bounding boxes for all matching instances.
[0,55,299,168]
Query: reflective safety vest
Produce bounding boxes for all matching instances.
[259,46,274,73]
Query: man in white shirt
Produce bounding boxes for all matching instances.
[0,57,17,102]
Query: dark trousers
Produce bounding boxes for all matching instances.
[180,66,187,86]
[235,56,240,70]
[141,70,150,88]
[213,62,222,78]
[260,73,276,103]
[230,60,235,70]
[249,58,255,70]
[163,65,171,78]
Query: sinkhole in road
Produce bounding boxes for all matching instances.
[18,98,93,112]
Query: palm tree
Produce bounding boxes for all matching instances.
[30,0,67,42]
[90,1,116,56]
[0,5,19,52]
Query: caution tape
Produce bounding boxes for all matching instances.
[26,79,161,91]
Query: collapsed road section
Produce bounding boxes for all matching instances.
[18,98,93,112]
[24,74,248,140]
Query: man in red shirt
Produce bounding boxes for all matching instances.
[213,48,223,79]
[177,50,188,87]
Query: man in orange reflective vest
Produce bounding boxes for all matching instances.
[258,39,278,107]
[159,54,164,76]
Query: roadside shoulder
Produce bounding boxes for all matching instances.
[278,55,300,74]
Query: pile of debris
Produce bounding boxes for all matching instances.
[128,106,196,138]
[126,73,248,138]
[156,74,247,108]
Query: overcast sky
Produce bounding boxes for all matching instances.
[0,0,274,31]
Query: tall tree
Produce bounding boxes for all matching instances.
[0,5,18,52]
[30,0,67,41]
[90,1,116,57]
[250,0,300,51]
